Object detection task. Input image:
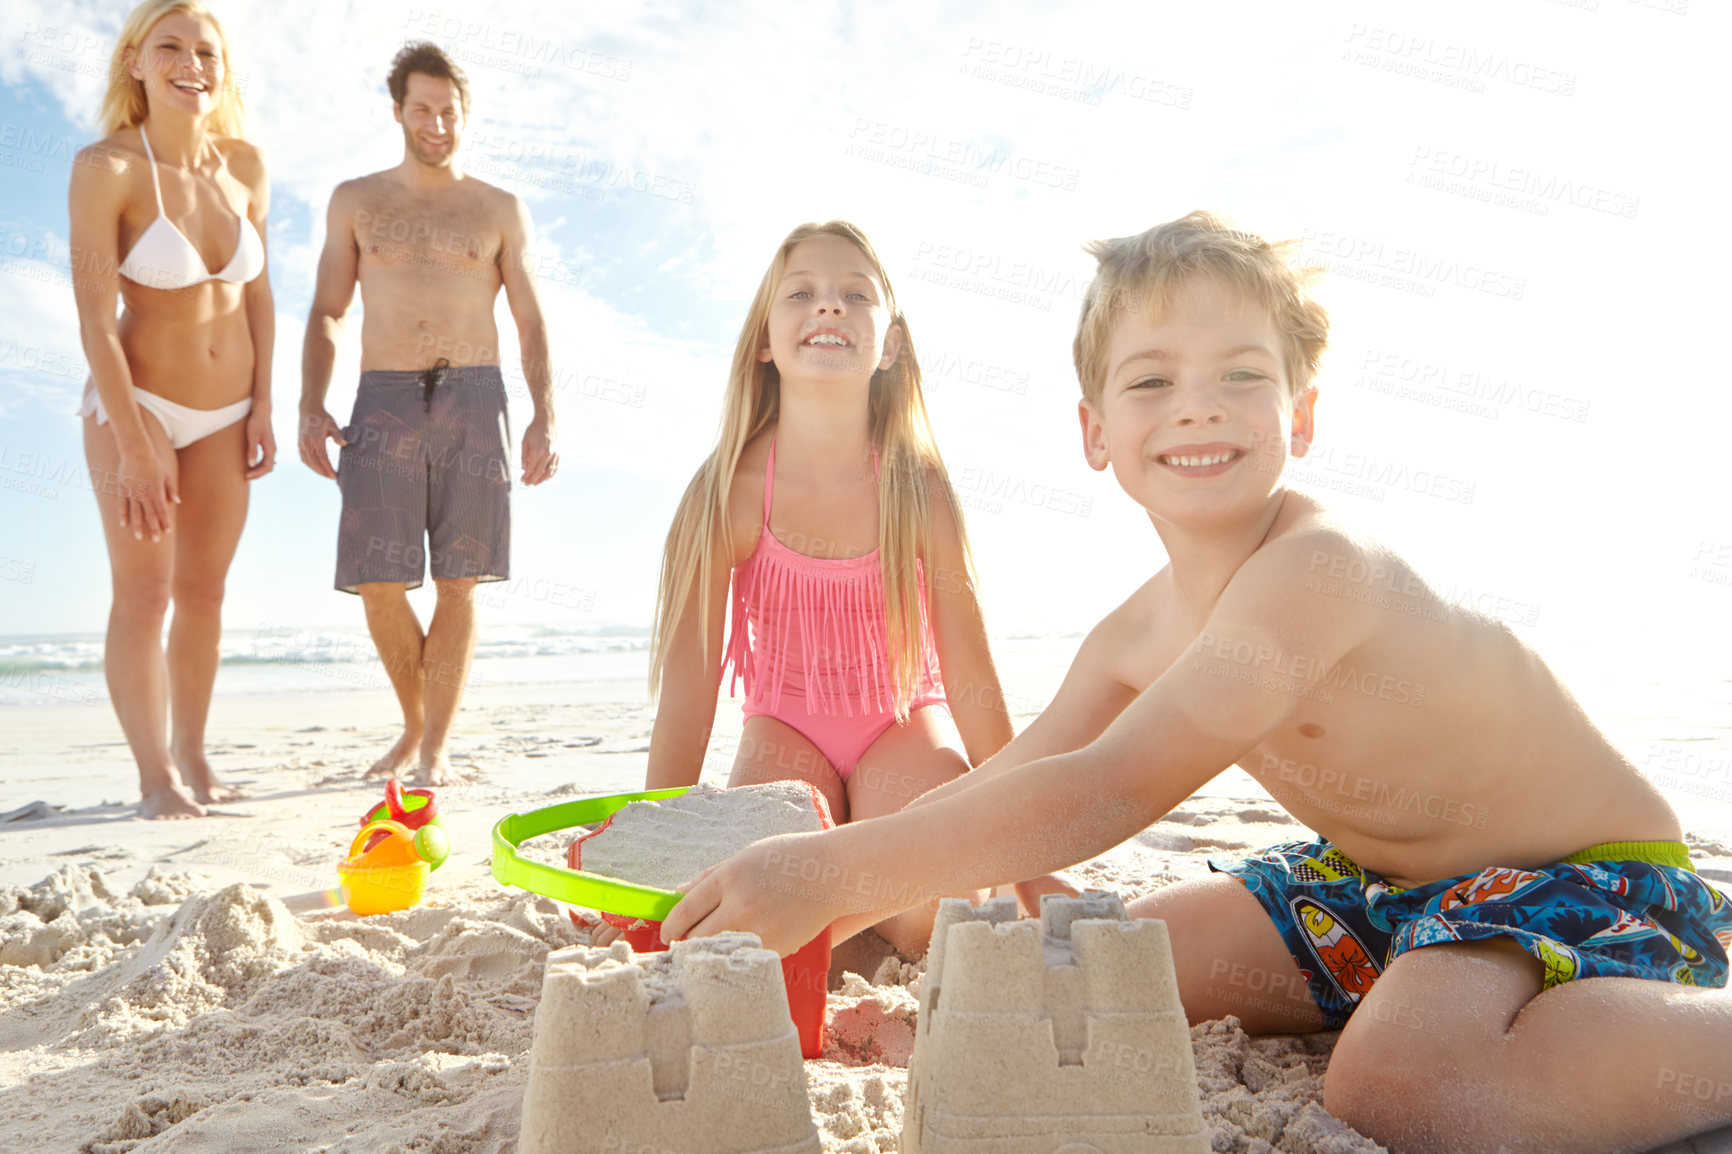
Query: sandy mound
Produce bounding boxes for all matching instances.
[0,861,1398,1153]
[0,866,584,1153]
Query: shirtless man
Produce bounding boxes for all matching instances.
[299,42,556,786]
[666,213,1732,1153]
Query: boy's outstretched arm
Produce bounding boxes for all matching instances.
[900,603,1143,812]
[662,531,1380,954]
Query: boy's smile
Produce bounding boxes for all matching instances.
[1158,441,1247,476]
[1080,275,1315,529]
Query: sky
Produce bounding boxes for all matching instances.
[0,0,1728,690]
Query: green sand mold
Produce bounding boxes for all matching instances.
[492,787,691,921]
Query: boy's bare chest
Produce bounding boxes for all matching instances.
[1118,595,1450,820]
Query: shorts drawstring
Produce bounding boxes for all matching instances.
[420,358,450,413]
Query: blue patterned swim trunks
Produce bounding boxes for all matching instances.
[1210,838,1732,1028]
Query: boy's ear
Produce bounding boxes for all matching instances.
[1290,389,1318,458]
[1079,399,1110,471]
[392,101,404,125]
[878,320,904,372]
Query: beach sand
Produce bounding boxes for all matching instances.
[2,675,1730,1153]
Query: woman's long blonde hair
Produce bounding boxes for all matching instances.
[100,0,246,139]
[649,221,975,719]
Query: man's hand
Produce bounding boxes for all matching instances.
[298,408,347,480]
[521,413,557,485]
[659,831,848,957]
[244,406,276,481]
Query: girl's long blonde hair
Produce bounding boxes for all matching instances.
[649,221,975,719]
[100,0,246,139]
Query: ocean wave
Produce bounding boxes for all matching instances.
[0,624,651,672]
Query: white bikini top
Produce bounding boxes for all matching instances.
[117,124,265,289]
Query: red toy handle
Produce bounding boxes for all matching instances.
[363,779,439,831]
[386,778,407,822]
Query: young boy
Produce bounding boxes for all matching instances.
[661,211,1732,1153]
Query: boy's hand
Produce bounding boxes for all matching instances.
[659,832,842,957]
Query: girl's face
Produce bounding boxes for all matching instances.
[131,11,227,116]
[759,235,902,384]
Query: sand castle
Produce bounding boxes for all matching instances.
[902,891,1210,1153]
[520,932,820,1154]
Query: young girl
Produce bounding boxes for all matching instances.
[642,221,1013,955]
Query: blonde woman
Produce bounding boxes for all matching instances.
[70,0,273,818]
[640,221,1012,955]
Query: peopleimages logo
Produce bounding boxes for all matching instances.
[1301,228,1526,301]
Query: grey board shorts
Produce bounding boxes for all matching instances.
[334,364,511,594]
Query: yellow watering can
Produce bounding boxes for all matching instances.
[337,820,429,915]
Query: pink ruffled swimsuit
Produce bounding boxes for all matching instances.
[724,437,948,781]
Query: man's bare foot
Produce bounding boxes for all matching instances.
[175,749,245,804]
[140,781,208,820]
[411,753,468,787]
[364,731,422,780]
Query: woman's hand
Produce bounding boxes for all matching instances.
[244,406,276,481]
[659,831,847,957]
[116,444,178,542]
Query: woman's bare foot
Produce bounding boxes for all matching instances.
[174,748,245,804]
[140,780,208,820]
[364,731,422,780]
[412,753,468,787]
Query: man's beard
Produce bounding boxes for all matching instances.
[405,128,455,167]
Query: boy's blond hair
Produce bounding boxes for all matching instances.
[1073,211,1329,405]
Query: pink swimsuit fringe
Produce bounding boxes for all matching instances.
[723,437,946,779]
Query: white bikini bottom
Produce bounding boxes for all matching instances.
[79,382,253,450]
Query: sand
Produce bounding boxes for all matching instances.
[2,682,1731,1152]
[574,781,830,892]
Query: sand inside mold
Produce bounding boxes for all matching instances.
[3,790,1729,1152]
[573,781,829,893]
